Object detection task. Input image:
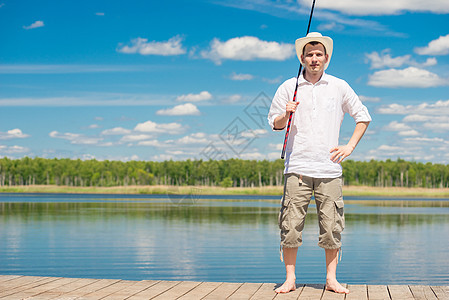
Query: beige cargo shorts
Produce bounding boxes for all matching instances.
[279,173,345,250]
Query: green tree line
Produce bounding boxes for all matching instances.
[0,157,448,188]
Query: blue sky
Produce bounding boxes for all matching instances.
[1,0,449,163]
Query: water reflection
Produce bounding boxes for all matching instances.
[0,194,448,285]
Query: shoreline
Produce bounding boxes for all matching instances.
[1,184,449,198]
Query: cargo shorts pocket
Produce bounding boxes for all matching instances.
[333,198,345,233]
[278,196,291,230]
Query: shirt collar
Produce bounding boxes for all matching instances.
[298,71,329,85]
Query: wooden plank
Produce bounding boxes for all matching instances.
[25,277,83,300]
[54,278,121,300]
[151,281,201,300]
[274,284,305,299]
[321,284,348,300]
[367,285,391,300]
[345,284,367,300]
[388,285,414,300]
[0,275,22,283]
[81,280,139,299]
[228,282,264,300]
[249,282,277,300]
[295,284,324,300]
[101,280,159,300]
[431,286,449,300]
[202,282,243,300]
[409,285,438,300]
[0,276,50,294]
[0,277,61,298]
[0,277,73,300]
[27,278,101,300]
[126,280,180,300]
[177,281,222,300]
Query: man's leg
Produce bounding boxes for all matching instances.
[325,248,349,294]
[314,177,348,294]
[275,247,298,293]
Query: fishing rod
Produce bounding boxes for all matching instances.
[281,0,317,159]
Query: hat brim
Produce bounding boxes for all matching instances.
[295,35,333,70]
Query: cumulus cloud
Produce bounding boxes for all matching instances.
[49,131,103,145]
[230,72,254,81]
[134,120,185,134]
[299,0,449,15]
[365,49,437,69]
[156,103,200,116]
[415,34,449,56]
[222,94,242,104]
[177,133,209,145]
[0,129,30,140]
[101,127,132,135]
[117,35,186,56]
[368,67,448,88]
[201,36,294,64]
[359,95,381,103]
[383,121,420,136]
[0,145,30,154]
[176,91,212,102]
[119,134,153,142]
[23,20,44,30]
[378,99,449,115]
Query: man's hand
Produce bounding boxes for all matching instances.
[285,101,299,114]
[330,144,354,163]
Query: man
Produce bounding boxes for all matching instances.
[267,32,371,294]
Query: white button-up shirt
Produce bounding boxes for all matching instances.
[268,72,372,178]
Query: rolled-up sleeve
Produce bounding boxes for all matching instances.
[268,79,292,130]
[342,82,372,123]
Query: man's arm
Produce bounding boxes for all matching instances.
[273,101,299,130]
[330,121,370,163]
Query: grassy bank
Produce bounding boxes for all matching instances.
[1,184,449,198]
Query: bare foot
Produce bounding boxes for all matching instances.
[275,278,296,293]
[325,279,349,294]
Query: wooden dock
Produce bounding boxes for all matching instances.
[0,275,447,300]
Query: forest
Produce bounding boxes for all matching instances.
[0,157,448,188]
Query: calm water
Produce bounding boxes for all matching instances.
[1,193,448,285]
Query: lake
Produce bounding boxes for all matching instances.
[0,192,448,285]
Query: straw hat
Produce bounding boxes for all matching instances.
[295,32,333,70]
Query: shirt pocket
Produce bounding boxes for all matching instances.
[324,98,336,112]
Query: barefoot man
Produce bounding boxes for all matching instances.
[268,32,371,294]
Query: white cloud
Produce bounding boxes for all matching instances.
[156,103,200,116]
[0,129,30,140]
[415,34,449,56]
[365,50,437,69]
[101,127,132,135]
[134,120,185,134]
[119,134,153,142]
[230,72,254,81]
[117,35,186,56]
[137,140,170,147]
[368,67,448,88]
[49,131,103,145]
[23,20,44,30]
[378,99,449,115]
[201,36,294,64]
[176,91,212,102]
[299,0,449,15]
[359,95,381,103]
[177,133,209,145]
[95,12,105,16]
[383,121,419,136]
[0,145,30,154]
[222,94,242,104]
[384,121,412,131]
